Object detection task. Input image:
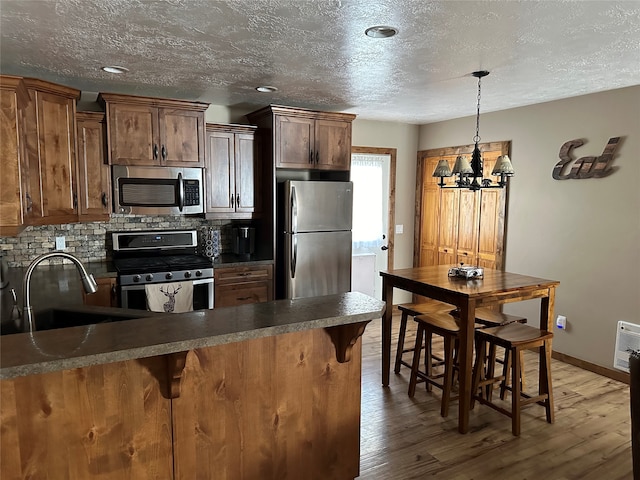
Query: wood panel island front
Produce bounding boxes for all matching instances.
[0,292,384,480]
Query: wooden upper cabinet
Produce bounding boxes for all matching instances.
[23,78,80,226]
[275,115,315,168]
[204,123,259,218]
[0,75,31,236]
[98,93,208,167]
[315,119,352,170]
[75,111,110,220]
[247,105,356,171]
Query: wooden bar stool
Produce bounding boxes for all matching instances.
[407,312,467,417]
[394,301,453,374]
[471,322,554,436]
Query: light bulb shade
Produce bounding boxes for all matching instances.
[452,155,473,175]
[432,159,452,177]
[491,155,515,176]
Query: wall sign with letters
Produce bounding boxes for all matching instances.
[552,137,621,180]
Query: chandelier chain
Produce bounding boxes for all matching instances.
[474,75,482,143]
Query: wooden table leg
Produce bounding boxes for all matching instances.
[381,277,394,387]
[539,287,556,389]
[457,301,476,434]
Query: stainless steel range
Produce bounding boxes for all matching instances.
[112,230,214,310]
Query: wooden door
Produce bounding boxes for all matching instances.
[31,90,78,224]
[235,131,258,213]
[274,115,314,168]
[418,157,442,267]
[108,103,159,165]
[159,108,204,167]
[415,141,510,272]
[456,189,479,265]
[83,276,118,307]
[76,112,110,220]
[437,188,459,264]
[315,119,351,170]
[0,77,30,235]
[205,129,235,214]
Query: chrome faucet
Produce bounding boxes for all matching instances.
[20,252,98,332]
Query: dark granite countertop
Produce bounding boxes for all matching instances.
[0,292,384,380]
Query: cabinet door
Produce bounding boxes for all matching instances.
[215,281,270,307]
[314,119,352,170]
[83,277,118,307]
[420,187,440,267]
[108,103,159,165]
[274,115,314,168]
[205,130,235,214]
[0,83,30,235]
[235,132,258,213]
[76,113,110,220]
[31,91,77,224]
[437,188,459,265]
[159,108,204,167]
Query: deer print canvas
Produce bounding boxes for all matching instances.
[144,281,194,313]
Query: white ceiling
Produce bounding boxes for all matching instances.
[1,0,638,124]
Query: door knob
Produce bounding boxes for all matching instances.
[381,245,389,251]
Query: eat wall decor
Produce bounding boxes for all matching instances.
[552,136,621,180]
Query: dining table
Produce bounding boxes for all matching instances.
[380,265,560,434]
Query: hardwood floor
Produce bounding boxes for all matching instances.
[358,316,633,479]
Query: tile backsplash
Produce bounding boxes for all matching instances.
[0,215,237,267]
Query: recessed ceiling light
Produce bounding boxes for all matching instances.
[101,65,129,74]
[365,25,398,38]
[256,86,278,93]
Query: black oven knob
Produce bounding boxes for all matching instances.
[133,275,141,283]
[165,272,173,280]
[184,271,192,279]
[146,274,154,282]
[195,270,202,277]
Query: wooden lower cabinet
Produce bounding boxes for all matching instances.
[0,326,364,480]
[0,357,174,479]
[83,276,118,307]
[214,264,273,307]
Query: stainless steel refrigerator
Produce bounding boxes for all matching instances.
[279,180,353,299]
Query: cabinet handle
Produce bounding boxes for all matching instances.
[237,296,252,301]
[153,144,159,160]
[309,150,313,164]
[73,193,78,210]
[25,193,32,211]
[101,192,108,207]
[161,145,167,162]
[230,194,234,207]
[315,150,319,164]
[236,194,240,207]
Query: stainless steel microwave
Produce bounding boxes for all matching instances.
[112,165,204,215]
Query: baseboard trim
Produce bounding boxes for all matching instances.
[552,351,630,385]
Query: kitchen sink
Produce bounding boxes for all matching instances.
[0,306,149,335]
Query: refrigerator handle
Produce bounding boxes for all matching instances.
[291,184,298,234]
[291,235,297,279]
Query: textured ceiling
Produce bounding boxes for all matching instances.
[1,0,639,124]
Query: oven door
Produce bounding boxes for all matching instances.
[119,278,214,311]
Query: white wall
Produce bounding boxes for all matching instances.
[418,86,640,369]
[352,120,420,304]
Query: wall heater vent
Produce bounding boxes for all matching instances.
[614,321,640,372]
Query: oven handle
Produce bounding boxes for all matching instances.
[119,277,213,292]
[177,172,185,212]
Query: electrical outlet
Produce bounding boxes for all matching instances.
[55,236,66,250]
[556,315,567,330]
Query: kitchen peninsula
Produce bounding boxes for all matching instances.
[0,292,384,480]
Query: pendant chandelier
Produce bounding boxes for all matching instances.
[432,70,514,190]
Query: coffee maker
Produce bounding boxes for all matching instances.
[232,227,255,256]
